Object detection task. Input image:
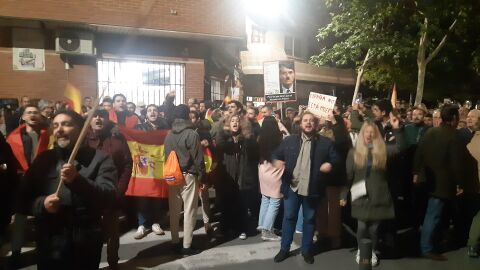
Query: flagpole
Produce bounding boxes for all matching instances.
[55,89,105,195]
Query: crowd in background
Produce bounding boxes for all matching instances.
[1,91,480,269]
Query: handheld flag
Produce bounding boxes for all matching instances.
[64,83,82,113]
[391,83,397,108]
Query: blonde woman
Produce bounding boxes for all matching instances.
[340,114,405,267]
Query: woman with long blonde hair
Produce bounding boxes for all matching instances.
[340,115,405,267]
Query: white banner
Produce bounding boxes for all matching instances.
[307,92,337,118]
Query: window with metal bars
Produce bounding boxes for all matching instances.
[97,58,185,106]
[210,79,223,101]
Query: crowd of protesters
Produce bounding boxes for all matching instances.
[1,91,480,269]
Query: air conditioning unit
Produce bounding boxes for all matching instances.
[55,30,96,56]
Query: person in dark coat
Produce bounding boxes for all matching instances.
[341,115,404,267]
[316,112,352,249]
[215,113,260,240]
[133,104,170,239]
[85,109,132,268]
[7,105,51,265]
[135,104,169,131]
[0,131,17,246]
[162,91,177,127]
[413,105,466,261]
[18,110,117,270]
[272,112,338,264]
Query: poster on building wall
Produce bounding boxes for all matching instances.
[307,92,337,119]
[12,48,45,71]
[263,60,296,102]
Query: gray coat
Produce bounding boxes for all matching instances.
[343,129,405,221]
[164,119,205,179]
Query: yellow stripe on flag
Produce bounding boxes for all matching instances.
[127,141,165,179]
[64,83,82,113]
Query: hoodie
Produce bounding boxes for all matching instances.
[164,119,205,180]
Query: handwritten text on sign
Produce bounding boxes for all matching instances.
[307,92,337,118]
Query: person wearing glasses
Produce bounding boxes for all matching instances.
[6,105,50,267]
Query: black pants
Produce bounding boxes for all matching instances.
[357,220,380,252]
[36,223,103,270]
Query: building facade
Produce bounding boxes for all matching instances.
[0,0,245,105]
[0,0,353,108]
[240,2,355,106]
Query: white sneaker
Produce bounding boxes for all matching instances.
[371,252,379,267]
[152,223,165,235]
[355,249,360,264]
[239,233,247,240]
[261,230,281,241]
[134,225,151,239]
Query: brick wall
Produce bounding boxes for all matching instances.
[0,0,245,38]
[0,47,205,104]
[0,48,97,102]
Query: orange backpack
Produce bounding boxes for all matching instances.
[164,150,185,186]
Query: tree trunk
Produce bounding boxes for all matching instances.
[352,49,371,105]
[415,62,426,106]
[414,16,457,106]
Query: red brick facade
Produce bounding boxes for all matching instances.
[0,0,245,38]
[0,0,245,104]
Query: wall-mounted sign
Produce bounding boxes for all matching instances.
[263,60,296,102]
[13,48,45,71]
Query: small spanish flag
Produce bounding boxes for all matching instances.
[64,83,82,113]
[205,108,214,124]
[391,83,397,108]
[224,96,232,104]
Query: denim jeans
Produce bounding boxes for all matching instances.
[137,197,165,228]
[296,206,303,232]
[280,187,319,255]
[258,195,281,231]
[421,197,446,254]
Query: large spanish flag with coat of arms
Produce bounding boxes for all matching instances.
[120,127,170,198]
[119,127,215,198]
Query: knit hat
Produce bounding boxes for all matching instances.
[172,104,190,120]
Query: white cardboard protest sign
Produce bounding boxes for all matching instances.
[307,92,337,118]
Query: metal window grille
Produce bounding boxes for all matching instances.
[210,79,223,101]
[97,58,185,106]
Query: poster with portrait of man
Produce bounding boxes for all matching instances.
[263,60,296,102]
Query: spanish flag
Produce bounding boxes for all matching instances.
[120,127,215,198]
[205,108,214,124]
[391,83,397,108]
[120,127,169,198]
[64,83,82,113]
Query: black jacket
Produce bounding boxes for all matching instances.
[272,133,338,197]
[0,132,17,233]
[135,119,169,131]
[18,146,117,268]
[414,125,466,199]
[216,129,259,190]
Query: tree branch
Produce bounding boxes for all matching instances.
[414,0,426,17]
[426,18,458,64]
